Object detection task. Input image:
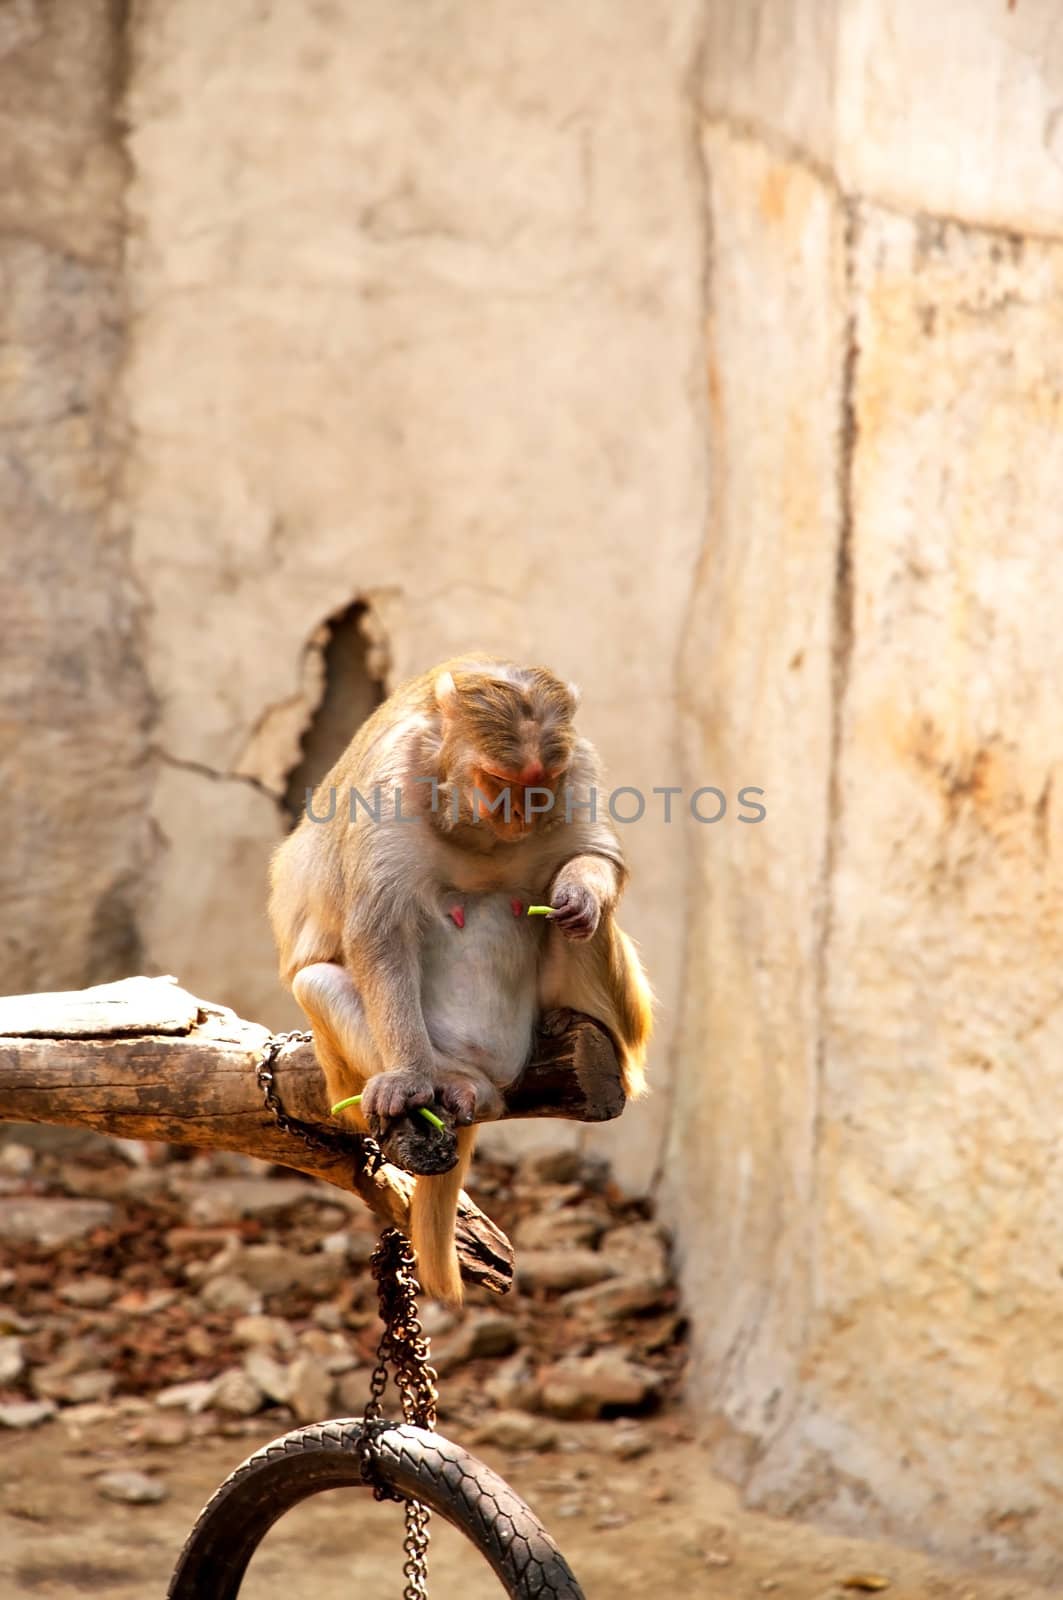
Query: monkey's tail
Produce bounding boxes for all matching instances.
[409,1125,477,1304]
[607,922,654,1102]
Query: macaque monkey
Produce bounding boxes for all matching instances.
[269,655,652,1302]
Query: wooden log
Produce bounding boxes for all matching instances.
[0,978,626,1297]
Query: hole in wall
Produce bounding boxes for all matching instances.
[283,602,385,824]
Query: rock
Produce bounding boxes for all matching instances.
[325,1348,360,1376]
[211,1367,264,1416]
[59,1401,117,1431]
[432,1312,520,1375]
[346,1232,379,1266]
[514,1207,607,1251]
[516,1249,617,1294]
[113,1288,177,1316]
[606,1422,653,1460]
[593,1511,631,1531]
[419,1302,459,1339]
[233,1314,296,1352]
[484,1352,541,1413]
[0,1198,114,1250]
[198,1275,262,1315]
[27,1334,101,1392]
[335,1369,372,1415]
[134,1413,192,1448]
[115,1396,153,1417]
[96,1469,167,1505]
[303,1332,359,1375]
[0,1400,55,1428]
[184,1325,215,1360]
[0,1143,34,1178]
[204,1242,344,1297]
[184,1177,314,1225]
[461,1310,519,1359]
[60,1275,118,1309]
[58,1162,137,1202]
[206,1243,282,1291]
[155,1379,216,1413]
[539,1353,662,1419]
[180,1236,239,1285]
[33,1367,116,1404]
[0,1305,32,1335]
[286,1355,333,1423]
[521,1148,584,1185]
[320,1230,350,1257]
[242,1350,292,1407]
[474,1410,558,1451]
[312,1302,343,1331]
[562,1276,666,1321]
[126,1167,171,1199]
[599,1222,669,1287]
[0,1336,24,1384]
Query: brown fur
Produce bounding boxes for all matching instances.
[269,655,652,1301]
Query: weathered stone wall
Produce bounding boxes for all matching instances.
[672,0,1063,1576]
[122,0,708,1186]
[0,1,153,994]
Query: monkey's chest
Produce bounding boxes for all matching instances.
[420,891,544,1082]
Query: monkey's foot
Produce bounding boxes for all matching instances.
[361,1068,435,1132]
[434,1071,502,1127]
[377,1105,459,1177]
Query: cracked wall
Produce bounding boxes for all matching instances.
[0,0,154,994]
[122,0,708,1187]
[674,0,1063,1577]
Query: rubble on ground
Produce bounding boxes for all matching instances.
[0,1131,687,1443]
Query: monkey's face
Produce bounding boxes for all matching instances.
[469,761,566,841]
[435,666,576,841]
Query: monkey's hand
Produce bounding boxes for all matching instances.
[360,1067,436,1135]
[549,881,601,942]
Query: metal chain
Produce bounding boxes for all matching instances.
[255,1040,433,1597]
[359,1227,439,1600]
[254,1030,387,1176]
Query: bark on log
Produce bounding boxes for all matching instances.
[0,977,626,1297]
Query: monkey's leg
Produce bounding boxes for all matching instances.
[291,962,379,1129]
[431,1066,504,1127]
[294,961,438,1134]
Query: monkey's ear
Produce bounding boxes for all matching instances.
[434,670,458,714]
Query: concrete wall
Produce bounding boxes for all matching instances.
[3,0,1063,1577]
[674,0,1063,1576]
[122,0,707,1187]
[0,1,152,994]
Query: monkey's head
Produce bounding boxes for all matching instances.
[434,664,578,841]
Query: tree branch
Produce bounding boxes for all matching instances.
[0,978,626,1297]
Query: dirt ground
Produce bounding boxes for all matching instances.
[0,1413,1054,1600]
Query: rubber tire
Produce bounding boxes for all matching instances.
[167,1417,586,1599]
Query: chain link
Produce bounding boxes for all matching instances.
[255,1030,387,1176]
[255,1038,434,1596]
[359,1227,439,1599]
